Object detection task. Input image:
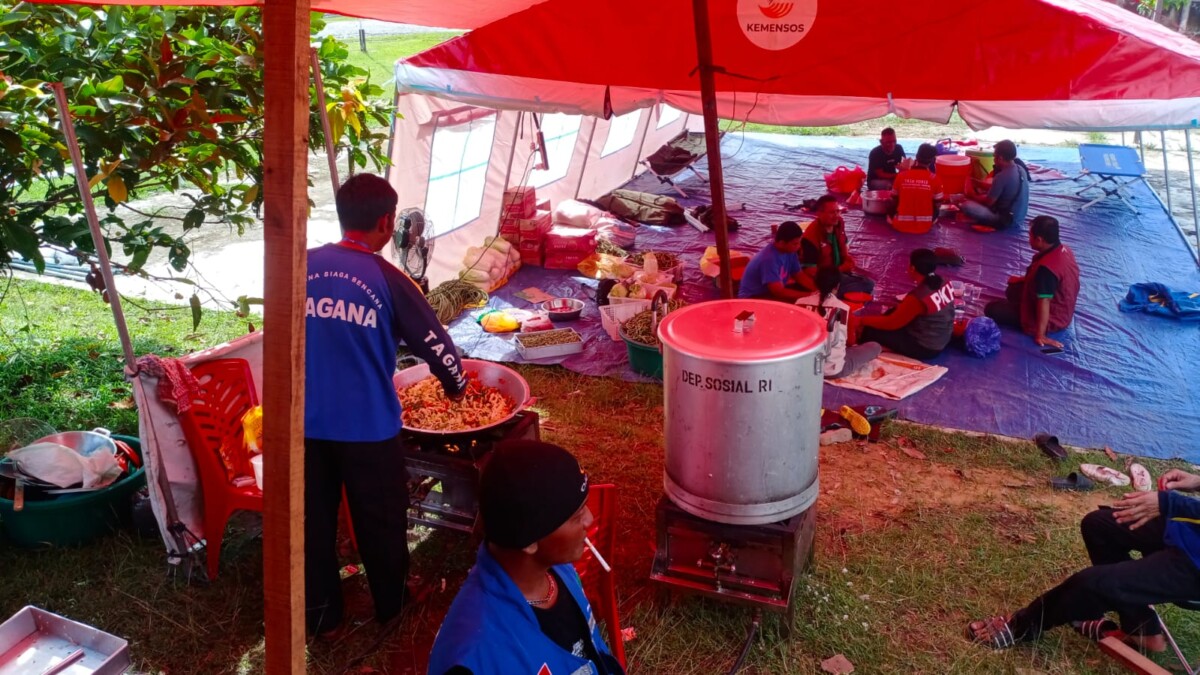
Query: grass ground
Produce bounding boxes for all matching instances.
[341,32,463,99]
[3,278,1200,673]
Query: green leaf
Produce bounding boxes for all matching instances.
[126,246,150,272]
[95,75,124,96]
[189,293,201,330]
[182,208,204,231]
[105,6,123,34]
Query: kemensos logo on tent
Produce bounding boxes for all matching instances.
[738,0,817,51]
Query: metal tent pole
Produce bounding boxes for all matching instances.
[1187,129,1199,264]
[310,48,340,191]
[690,0,733,299]
[49,83,138,376]
[1162,130,1173,214]
[1138,131,1146,166]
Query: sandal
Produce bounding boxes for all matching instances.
[1034,433,1069,462]
[1080,464,1131,488]
[966,615,1019,650]
[1073,618,1119,641]
[1129,463,1153,492]
[1050,472,1095,491]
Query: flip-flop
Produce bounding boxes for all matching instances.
[1129,463,1153,492]
[1073,618,1120,641]
[1050,472,1095,491]
[971,224,998,233]
[965,616,1019,650]
[933,247,965,266]
[1080,463,1132,488]
[1033,433,1069,462]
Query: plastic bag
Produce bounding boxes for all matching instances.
[478,310,521,333]
[242,406,263,454]
[8,442,122,489]
[552,199,607,229]
[577,253,637,280]
[964,316,1002,358]
[823,165,866,193]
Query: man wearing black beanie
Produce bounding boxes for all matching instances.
[428,441,625,675]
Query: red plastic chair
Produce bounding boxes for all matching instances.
[178,358,262,582]
[574,483,626,670]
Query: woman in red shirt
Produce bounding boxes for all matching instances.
[857,249,956,360]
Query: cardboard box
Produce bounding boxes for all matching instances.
[518,210,552,236]
[502,186,537,219]
[544,251,592,270]
[544,225,597,254]
[518,239,543,266]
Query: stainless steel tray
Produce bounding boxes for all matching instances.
[0,606,129,674]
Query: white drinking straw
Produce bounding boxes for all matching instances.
[584,536,611,572]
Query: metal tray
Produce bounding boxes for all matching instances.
[515,328,584,360]
[0,606,130,674]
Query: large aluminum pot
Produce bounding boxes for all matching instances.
[659,300,827,525]
[392,359,530,436]
[862,190,894,215]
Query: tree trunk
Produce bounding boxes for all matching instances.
[1152,0,1161,21]
[1181,0,1192,33]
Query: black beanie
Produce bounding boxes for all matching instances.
[480,440,590,550]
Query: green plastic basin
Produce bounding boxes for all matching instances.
[0,434,146,548]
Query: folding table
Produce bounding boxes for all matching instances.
[1074,143,1147,214]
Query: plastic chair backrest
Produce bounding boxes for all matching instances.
[182,359,260,484]
[576,483,616,582]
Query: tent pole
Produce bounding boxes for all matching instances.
[574,119,597,199]
[310,48,341,191]
[1138,131,1146,166]
[630,106,654,181]
[1187,129,1199,264]
[49,83,138,377]
[263,0,309,670]
[690,0,733,299]
[1161,131,1173,214]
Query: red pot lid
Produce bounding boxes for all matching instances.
[658,300,826,363]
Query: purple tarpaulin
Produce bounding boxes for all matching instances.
[445,133,1200,461]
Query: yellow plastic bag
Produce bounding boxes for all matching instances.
[478,309,520,333]
[241,405,263,454]
[577,253,636,280]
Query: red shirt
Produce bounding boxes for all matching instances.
[891,167,943,227]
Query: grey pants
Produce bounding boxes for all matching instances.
[960,199,1004,227]
[829,342,882,379]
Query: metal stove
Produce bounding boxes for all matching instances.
[402,410,540,535]
[651,497,815,632]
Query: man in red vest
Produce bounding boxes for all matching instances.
[985,216,1080,348]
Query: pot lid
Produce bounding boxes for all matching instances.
[658,300,826,363]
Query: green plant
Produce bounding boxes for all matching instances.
[0,5,390,275]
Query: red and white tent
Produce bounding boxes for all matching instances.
[392,0,1200,131]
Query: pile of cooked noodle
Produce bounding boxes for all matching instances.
[398,372,515,431]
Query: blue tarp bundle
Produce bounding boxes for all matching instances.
[445,133,1200,461]
[1119,282,1200,321]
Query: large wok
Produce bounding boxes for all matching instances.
[393,359,531,436]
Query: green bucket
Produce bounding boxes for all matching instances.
[965,148,995,181]
[620,330,663,379]
[0,434,146,548]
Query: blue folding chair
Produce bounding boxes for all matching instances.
[1075,143,1148,214]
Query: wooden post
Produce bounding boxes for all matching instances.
[1098,636,1173,675]
[690,0,733,299]
[262,0,309,670]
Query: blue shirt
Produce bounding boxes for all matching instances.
[304,244,465,442]
[738,245,802,298]
[428,545,621,675]
[987,162,1030,227]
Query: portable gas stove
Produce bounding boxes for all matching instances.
[403,410,540,535]
[650,497,815,635]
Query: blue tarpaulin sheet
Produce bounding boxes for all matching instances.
[446,133,1200,461]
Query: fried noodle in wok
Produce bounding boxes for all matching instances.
[398,373,515,431]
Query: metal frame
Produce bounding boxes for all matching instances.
[1110,128,1200,268]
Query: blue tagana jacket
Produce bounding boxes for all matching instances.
[428,545,620,675]
[1161,491,1200,570]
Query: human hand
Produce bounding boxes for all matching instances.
[1112,490,1161,530]
[446,386,467,402]
[1161,469,1200,492]
[1035,335,1063,349]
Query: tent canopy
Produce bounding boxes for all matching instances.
[394,0,1200,131]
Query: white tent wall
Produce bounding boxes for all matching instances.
[388,92,689,286]
[135,330,264,557]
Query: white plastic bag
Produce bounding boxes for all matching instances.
[8,442,122,489]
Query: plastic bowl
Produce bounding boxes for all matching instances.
[250,454,263,490]
[542,298,584,321]
[842,291,873,305]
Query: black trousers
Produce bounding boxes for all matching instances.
[305,435,410,634]
[1010,508,1200,639]
[984,280,1023,328]
[859,325,941,361]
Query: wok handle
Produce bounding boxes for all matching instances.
[521,396,538,409]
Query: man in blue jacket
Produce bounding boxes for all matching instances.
[305,173,466,637]
[966,468,1200,652]
[428,440,625,675]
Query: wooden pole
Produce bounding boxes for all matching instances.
[49,83,138,376]
[310,47,341,191]
[690,0,733,299]
[262,0,309,670]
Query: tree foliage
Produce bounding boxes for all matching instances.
[0,4,391,274]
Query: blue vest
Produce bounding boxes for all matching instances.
[428,545,616,675]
